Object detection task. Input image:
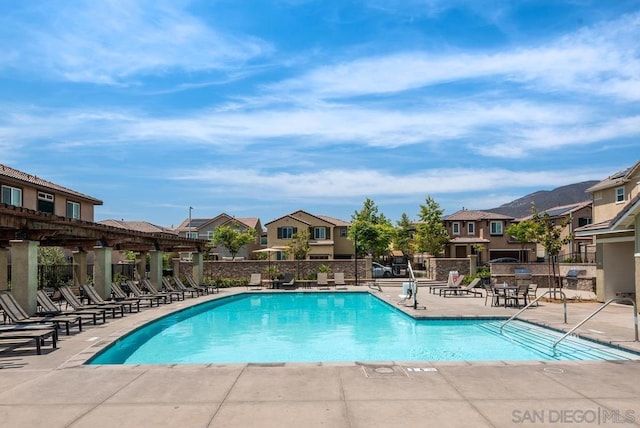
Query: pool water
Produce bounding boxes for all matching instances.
[88,292,640,365]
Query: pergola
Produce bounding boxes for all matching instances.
[0,203,208,315]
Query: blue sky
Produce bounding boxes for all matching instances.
[2,0,639,228]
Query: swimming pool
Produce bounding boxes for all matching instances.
[88,292,640,364]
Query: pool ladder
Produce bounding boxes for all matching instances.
[500,290,568,335]
[552,297,638,350]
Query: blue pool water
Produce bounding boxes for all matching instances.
[88,292,640,365]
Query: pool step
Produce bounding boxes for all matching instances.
[477,321,635,361]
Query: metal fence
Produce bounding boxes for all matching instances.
[7,263,137,289]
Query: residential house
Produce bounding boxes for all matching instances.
[1,163,102,221]
[442,209,534,263]
[520,201,593,262]
[575,161,640,305]
[265,210,352,260]
[174,213,263,259]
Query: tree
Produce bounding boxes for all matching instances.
[506,220,537,262]
[348,198,395,260]
[38,246,69,288]
[210,225,256,260]
[288,229,311,279]
[528,206,572,295]
[414,196,449,257]
[394,213,415,259]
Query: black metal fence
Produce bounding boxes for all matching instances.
[7,263,137,289]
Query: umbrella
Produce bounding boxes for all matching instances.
[253,247,281,279]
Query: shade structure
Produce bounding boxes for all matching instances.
[252,247,281,279]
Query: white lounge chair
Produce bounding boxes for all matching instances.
[247,273,262,290]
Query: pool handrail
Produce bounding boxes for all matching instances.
[552,297,638,350]
[500,290,567,334]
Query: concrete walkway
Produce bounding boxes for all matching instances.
[1,286,639,428]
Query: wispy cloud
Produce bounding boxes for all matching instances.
[0,0,271,85]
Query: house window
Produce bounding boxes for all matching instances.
[616,187,625,203]
[467,222,475,235]
[490,221,503,235]
[578,217,592,227]
[452,222,460,235]
[37,191,55,214]
[277,226,296,239]
[186,231,199,239]
[314,227,326,240]
[1,185,22,207]
[206,231,214,240]
[66,201,80,219]
[339,227,348,237]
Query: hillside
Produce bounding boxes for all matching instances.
[484,181,598,219]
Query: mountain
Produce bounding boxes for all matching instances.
[484,181,599,219]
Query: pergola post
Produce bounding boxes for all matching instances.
[72,249,88,287]
[93,245,112,299]
[192,252,203,285]
[135,252,146,281]
[0,247,9,291]
[149,249,163,290]
[9,240,39,315]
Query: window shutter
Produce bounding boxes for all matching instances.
[293,227,298,235]
[326,227,331,239]
[277,227,283,239]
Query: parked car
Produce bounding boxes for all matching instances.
[489,257,519,263]
[372,262,393,278]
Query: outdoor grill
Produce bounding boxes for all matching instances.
[513,268,531,286]
[564,269,584,289]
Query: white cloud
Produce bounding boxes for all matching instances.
[1,0,270,84]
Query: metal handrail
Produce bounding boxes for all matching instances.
[500,290,567,334]
[552,297,639,349]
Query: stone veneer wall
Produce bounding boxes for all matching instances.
[177,259,369,281]
[424,258,473,281]
[490,262,596,291]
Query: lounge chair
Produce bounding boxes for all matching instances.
[112,282,159,308]
[440,278,482,297]
[432,274,466,295]
[317,272,330,290]
[59,286,123,318]
[0,325,57,355]
[247,273,262,290]
[0,291,81,336]
[37,289,106,325]
[186,274,217,294]
[280,273,296,289]
[126,281,167,305]
[174,277,206,296]
[141,278,182,302]
[163,277,195,299]
[334,272,348,290]
[82,284,138,313]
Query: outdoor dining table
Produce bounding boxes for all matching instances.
[492,284,519,307]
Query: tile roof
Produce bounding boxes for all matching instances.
[98,219,178,235]
[443,209,514,221]
[0,163,102,204]
[518,200,591,221]
[586,160,640,193]
[265,210,350,226]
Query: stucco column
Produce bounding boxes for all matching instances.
[135,252,146,281]
[192,252,203,285]
[72,249,88,287]
[172,257,181,278]
[365,255,373,280]
[93,246,112,299]
[635,215,640,314]
[0,247,9,291]
[9,240,39,315]
[149,250,163,290]
[468,255,478,276]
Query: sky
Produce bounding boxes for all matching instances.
[2,0,640,228]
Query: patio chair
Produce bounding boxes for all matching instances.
[112,282,159,308]
[126,281,167,305]
[37,289,106,325]
[527,284,539,306]
[247,273,262,290]
[81,284,133,314]
[141,278,182,302]
[82,284,139,313]
[317,272,330,290]
[174,276,206,296]
[441,278,482,297]
[507,284,530,308]
[59,285,123,318]
[0,291,81,336]
[334,272,348,290]
[484,282,498,306]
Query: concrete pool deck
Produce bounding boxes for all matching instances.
[1,286,639,427]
